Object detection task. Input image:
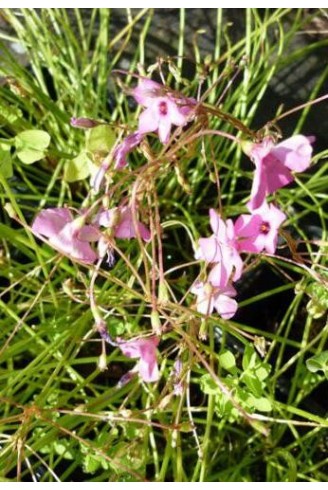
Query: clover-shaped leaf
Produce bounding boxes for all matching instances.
[306,351,328,379]
[15,129,51,164]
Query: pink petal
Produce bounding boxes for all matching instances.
[32,208,72,238]
[234,214,263,253]
[115,207,150,241]
[132,79,161,107]
[50,223,98,264]
[248,159,268,211]
[272,135,313,172]
[190,281,214,315]
[91,164,108,193]
[96,208,117,228]
[209,208,221,234]
[157,115,172,144]
[166,99,189,127]
[208,262,229,289]
[78,225,101,242]
[138,106,159,135]
[214,294,238,320]
[113,132,143,169]
[197,236,222,263]
[119,336,159,383]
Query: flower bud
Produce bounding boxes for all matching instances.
[70,117,102,129]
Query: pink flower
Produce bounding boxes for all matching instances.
[91,132,144,192]
[113,131,144,169]
[234,201,286,254]
[32,208,100,264]
[195,209,243,287]
[96,206,151,241]
[248,135,313,210]
[132,78,196,144]
[191,281,238,320]
[118,336,160,382]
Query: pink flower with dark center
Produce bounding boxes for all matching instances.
[234,201,286,254]
[191,281,238,320]
[247,135,313,210]
[132,78,196,144]
[118,336,160,383]
[96,206,151,241]
[32,208,100,264]
[195,209,243,288]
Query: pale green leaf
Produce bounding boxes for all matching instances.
[15,129,51,164]
[86,125,116,154]
[64,152,93,182]
[219,350,237,373]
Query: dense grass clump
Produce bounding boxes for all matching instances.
[0,8,327,482]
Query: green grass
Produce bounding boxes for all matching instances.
[0,8,327,482]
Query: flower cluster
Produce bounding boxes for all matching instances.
[29,73,314,383]
[192,135,313,318]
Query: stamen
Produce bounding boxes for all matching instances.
[260,221,270,235]
[158,100,168,115]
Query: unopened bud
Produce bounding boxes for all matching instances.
[158,282,169,303]
[240,139,255,157]
[98,352,108,371]
[4,203,16,219]
[70,117,102,129]
[151,310,162,335]
[62,278,74,297]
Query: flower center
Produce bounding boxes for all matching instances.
[259,221,270,235]
[158,100,168,116]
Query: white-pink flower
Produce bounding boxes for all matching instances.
[118,336,160,383]
[191,281,238,320]
[195,209,243,288]
[247,135,313,210]
[96,206,150,241]
[132,78,196,144]
[32,208,100,264]
[234,201,286,254]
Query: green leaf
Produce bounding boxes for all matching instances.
[200,373,219,395]
[85,125,116,154]
[242,344,258,371]
[241,372,263,397]
[53,441,74,460]
[255,363,271,381]
[15,129,51,164]
[83,454,102,474]
[219,350,237,373]
[251,396,272,412]
[64,151,93,182]
[306,351,328,378]
[0,142,13,178]
[0,101,23,125]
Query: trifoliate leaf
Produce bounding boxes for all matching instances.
[200,373,219,395]
[86,125,116,154]
[15,129,50,164]
[64,151,93,182]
